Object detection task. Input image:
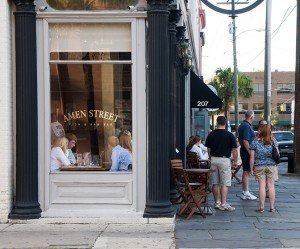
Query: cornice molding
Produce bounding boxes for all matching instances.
[13,0,35,12]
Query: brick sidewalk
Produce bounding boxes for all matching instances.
[175,161,300,248]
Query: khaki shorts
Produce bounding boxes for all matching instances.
[254,166,278,181]
[210,156,232,187]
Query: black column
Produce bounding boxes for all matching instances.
[9,0,41,219]
[144,0,175,218]
[176,26,186,162]
[169,6,181,203]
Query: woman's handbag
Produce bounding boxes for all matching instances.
[272,141,281,164]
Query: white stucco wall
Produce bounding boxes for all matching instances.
[0,0,13,223]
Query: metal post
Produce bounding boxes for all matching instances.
[231,1,239,136]
[264,0,272,125]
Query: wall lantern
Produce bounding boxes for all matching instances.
[178,38,193,75]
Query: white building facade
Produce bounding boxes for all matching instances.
[0,0,206,222]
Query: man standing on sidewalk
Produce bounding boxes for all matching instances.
[238,110,257,200]
[205,116,238,211]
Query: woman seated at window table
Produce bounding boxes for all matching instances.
[108,136,132,171]
[50,137,71,171]
[186,135,209,160]
[119,130,132,154]
[66,133,77,164]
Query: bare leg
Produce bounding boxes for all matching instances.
[212,184,219,204]
[220,186,228,205]
[258,178,266,209]
[266,178,275,209]
[242,171,249,192]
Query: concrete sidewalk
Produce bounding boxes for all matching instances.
[0,218,175,248]
[175,161,300,248]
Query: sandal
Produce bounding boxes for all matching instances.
[269,208,275,213]
[255,208,264,213]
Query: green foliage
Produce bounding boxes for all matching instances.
[209,67,253,117]
[260,111,279,127]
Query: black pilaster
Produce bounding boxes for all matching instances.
[9,0,42,219]
[144,0,175,218]
[169,6,181,203]
[176,26,186,162]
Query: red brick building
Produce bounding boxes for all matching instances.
[229,71,295,131]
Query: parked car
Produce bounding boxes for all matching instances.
[272,131,294,157]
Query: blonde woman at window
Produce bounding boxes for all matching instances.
[108,136,132,171]
[119,130,132,154]
[50,137,71,171]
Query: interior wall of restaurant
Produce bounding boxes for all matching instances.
[0,0,13,223]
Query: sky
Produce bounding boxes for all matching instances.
[201,0,297,81]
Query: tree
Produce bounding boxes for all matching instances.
[209,67,253,120]
[294,0,300,174]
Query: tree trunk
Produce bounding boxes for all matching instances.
[294,0,300,174]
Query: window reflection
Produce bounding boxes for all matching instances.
[50,60,132,169]
[47,0,139,10]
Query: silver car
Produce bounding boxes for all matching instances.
[272,131,294,157]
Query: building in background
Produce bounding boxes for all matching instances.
[229,71,295,131]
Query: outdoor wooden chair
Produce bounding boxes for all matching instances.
[186,151,210,169]
[231,162,242,184]
[170,159,209,220]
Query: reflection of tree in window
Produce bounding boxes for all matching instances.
[47,0,139,10]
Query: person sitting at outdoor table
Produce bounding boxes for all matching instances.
[119,130,132,154]
[50,137,71,171]
[186,135,209,160]
[66,133,77,164]
[108,136,132,171]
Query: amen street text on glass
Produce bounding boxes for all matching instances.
[64,109,119,123]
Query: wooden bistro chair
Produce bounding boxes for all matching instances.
[170,159,210,220]
[186,151,211,169]
[231,161,242,184]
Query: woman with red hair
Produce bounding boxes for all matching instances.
[249,125,279,213]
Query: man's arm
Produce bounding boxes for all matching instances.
[207,148,211,160]
[231,148,238,167]
[243,140,251,155]
[249,150,255,175]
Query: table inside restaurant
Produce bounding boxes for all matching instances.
[60,162,111,171]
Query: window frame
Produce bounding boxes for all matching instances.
[37,12,147,214]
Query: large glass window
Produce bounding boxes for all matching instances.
[50,23,132,171]
[278,103,292,114]
[253,103,264,114]
[253,83,264,93]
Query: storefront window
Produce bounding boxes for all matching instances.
[50,23,132,172]
[46,0,139,10]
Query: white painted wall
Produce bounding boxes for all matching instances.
[0,0,13,223]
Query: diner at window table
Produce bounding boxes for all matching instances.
[108,136,132,171]
[65,133,77,165]
[50,137,71,171]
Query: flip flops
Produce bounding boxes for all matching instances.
[255,208,264,213]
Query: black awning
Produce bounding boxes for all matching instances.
[190,71,222,109]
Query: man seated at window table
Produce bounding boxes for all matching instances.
[108,136,132,171]
[66,133,77,164]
